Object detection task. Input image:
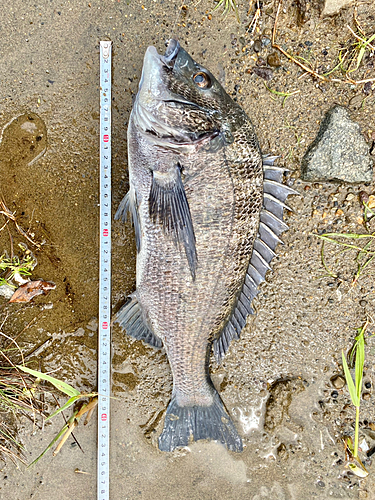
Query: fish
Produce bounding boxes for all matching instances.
[114,39,297,452]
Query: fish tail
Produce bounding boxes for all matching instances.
[158,390,243,452]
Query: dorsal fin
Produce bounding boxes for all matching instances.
[213,156,298,363]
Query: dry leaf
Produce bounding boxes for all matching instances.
[9,280,55,303]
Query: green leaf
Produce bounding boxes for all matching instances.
[354,330,365,400]
[45,395,82,421]
[342,351,360,407]
[16,366,80,398]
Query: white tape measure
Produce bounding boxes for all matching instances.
[98,40,112,500]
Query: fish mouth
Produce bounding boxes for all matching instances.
[163,39,180,66]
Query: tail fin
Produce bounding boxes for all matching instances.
[158,391,243,452]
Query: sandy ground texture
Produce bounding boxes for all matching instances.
[0,0,375,498]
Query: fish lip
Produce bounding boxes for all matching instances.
[163,39,180,66]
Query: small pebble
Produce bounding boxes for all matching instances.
[368,194,375,209]
[331,374,346,389]
[362,393,371,401]
[363,82,372,95]
[256,57,267,67]
[359,191,369,204]
[360,300,367,307]
[261,36,271,47]
[317,480,325,487]
[267,52,281,67]
[331,390,338,398]
[253,40,262,52]
[346,193,355,201]
[252,67,273,81]
[365,381,371,389]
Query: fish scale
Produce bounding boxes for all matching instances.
[114,39,297,452]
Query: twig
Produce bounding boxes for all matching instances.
[0,200,41,249]
[5,315,39,351]
[347,25,375,51]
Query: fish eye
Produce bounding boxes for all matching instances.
[193,72,210,88]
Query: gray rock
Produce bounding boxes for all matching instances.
[323,0,354,16]
[301,105,373,183]
[0,284,15,300]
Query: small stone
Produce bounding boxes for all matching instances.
[253,40,262,52]
[368,195,375,209]
[323,0,355,16]
[331,390,339,398]
[331,374,346,389]
[336,209,344,216]
[267,52,281,67]
[263,28,272,36]
[252,67,273,81]
[301,106,373,183]
[360,300,368,307]
[349,94,364,109]
[261,36,271,47]
[363,82,372,95]
[363,393,371,401]
[365,381,371,389]
[317,480,325,487]
[256,57,267,67]
[359,191,369,204]
[346,193,355,201]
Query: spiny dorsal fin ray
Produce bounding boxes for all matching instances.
[149,165,197,280]
[113,294,163,349]
[115,188,141,252]
[260,209,288,236]
[264,180,298,203]
[213,156,297,363]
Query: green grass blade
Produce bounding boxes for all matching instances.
[321,232,375,240]
[16,366,80,397]
[355,331,365,400]
[342,350,360,406]
[45,395,82,421]
[28,421,69,467]
[28,410,79,467]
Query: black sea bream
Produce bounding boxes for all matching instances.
[114,39,296,452]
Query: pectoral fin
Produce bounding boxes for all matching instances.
[149,165,197,280]
[115,187,141,252]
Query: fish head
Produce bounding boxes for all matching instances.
[132,39,243,152]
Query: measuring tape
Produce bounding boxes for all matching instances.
[98,40,112,500]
